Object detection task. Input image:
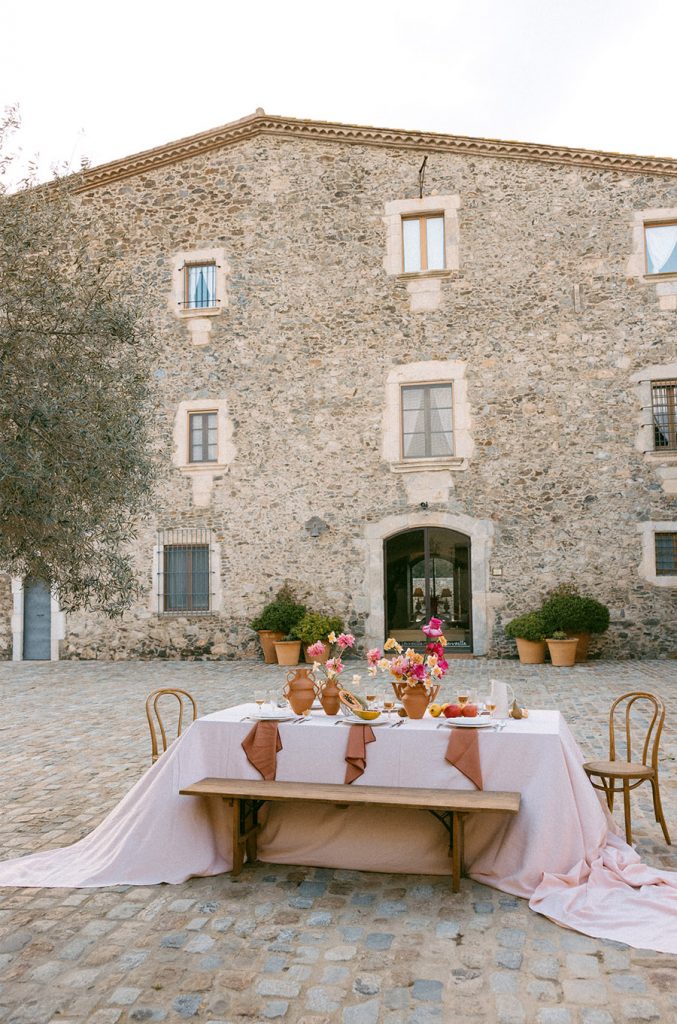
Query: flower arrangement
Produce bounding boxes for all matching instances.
[367,617,450,692]
[307,631,360,687]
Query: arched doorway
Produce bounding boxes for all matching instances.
[384,527,472,652]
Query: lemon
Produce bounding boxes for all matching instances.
[428,703,443,718]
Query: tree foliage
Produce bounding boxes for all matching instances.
[0,108,158,614]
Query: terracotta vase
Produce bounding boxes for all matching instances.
[257,630,284,664]
[303,642,330,665]
[274,640,302,666]
[565,630,590,663]
[283,668,318,714]
[318,676,341,715]
[515,637,547,665]
[546,638,579,667]
[390,681,437,719]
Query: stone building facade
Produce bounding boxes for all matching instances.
[6,112,677,660]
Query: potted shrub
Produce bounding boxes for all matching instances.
[504,612,547,665]
[540,585,610,662]
[546,629,579,667]
[291,612,345,664]
[273,635,303,666]
[250,586,307,664]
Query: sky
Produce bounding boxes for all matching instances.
[2,0,677,182]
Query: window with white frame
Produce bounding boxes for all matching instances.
[402,215,445,273]
[156,529,213,613]
[645,223,677,276]
[655,531,677,575]
[182,261,218,310]
[189,411,218,463]
[401,384,453,459]
[637,521,677,586]
[652,380,677,451]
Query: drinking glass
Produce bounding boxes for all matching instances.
[482,695,497,717]
[254,690,266,712]
[383,697,395,719]
[457,687,471,708]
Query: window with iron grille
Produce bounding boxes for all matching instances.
[401,384,453,459]
[402,215,445,273]
[182,262,218,310]
[189,412,218,463]
[655,532,677,575]
[651,381,677,451]
[157,529,212,612]
[645,223,677,275]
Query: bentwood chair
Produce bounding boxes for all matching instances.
[583,691,671,846]
[146,688,198,764]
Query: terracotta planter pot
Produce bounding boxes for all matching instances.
[393,683,431,720]
[303,642,330,664]
[318,677,341,715]
[274,640,302,666]
[257,630,285,664]
[546,638,579,667]
[283,668,318,714]
[565,630,590,663]
[515,637,547,665]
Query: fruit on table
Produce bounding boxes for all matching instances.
[428,703,443,717]
[461,704,479,717]
[443,704,463,718]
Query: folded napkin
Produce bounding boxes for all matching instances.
[445,729,483,790]
[242,721,283,781]
[345,724,376,784]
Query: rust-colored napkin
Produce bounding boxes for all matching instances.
[345,724,376,784]
[445,729,483,790]
[242,721,283,781]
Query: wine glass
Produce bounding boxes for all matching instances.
[457,687,471,708]
[383,696,395,719]
[254,690,266,714]
[482,694,497,717]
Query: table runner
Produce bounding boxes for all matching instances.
[0,705,675,954]
[344,723,376,783]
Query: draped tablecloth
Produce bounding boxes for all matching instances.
[0,705,675,954]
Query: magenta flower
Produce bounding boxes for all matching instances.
[336,633,355,649]
[366,647,382,666]
[307,641,326,658]
[438,657,449,672]
[421,617,444,638]
[326,658,344,674]
[409,662,426,681]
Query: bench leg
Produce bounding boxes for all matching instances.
[451,812,463,893]
[230,798,245,876]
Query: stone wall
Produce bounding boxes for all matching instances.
[21,127,677,659]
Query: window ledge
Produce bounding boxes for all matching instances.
[644,451,677,464]
[178,463,228,474]
[178,306,222,319]
[396,269,454,281]
[390,456,467,474]
[155,612,220,619]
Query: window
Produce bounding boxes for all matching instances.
[655,532,677,575]
[401,384,453,459]
[645,223,677,276]
[652,381,677,451]
[183,262,217,309]
[158,529,212,612]
[402,215,445,273]
[189,412,218,463]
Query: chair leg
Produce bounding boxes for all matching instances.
[607,779,614,813]
[622,780,632,846]
[650,776,672,845]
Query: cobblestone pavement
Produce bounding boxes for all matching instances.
[0,658,675,1024]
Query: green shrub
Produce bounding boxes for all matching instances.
[549,630,569,641]
[540,588,610,635]
[291,612,345,645]
[504,612,547,643]
[250,586,307,634]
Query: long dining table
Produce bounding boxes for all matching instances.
[0,703,675,954]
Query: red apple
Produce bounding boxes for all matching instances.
[461,704,479,717]
[443,703,463,718]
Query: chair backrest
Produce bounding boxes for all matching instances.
[146,688,198,763]
[609,691,666,770]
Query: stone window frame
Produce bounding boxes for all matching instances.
[383,195,460,312]
[151,527,224,616]
[630,361,677,496]
[638,521,677,588]
[169,247,230,346]
[383,361,473,475]
[173,398,237,507]
[627,208,677,311]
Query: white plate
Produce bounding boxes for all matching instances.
[443,717,495,728]
[341,715,389,726]
[248,711,296,722]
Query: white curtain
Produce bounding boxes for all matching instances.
[645,225,677,274]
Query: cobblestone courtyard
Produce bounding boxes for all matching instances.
[0,659,675,1024]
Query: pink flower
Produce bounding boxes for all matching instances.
[326,658,344,674]
[409,662,426,681]
[367,647,382,666]
[426,641,444,657]
[307,641,325,658]
[422,617,444,638]
[438,657,449,672]
[337,633,355,649]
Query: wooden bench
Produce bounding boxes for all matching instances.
[180,778,521,892]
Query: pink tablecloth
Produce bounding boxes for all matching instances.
[0,705,675,954]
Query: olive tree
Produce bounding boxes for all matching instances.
[0,108,158,614]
